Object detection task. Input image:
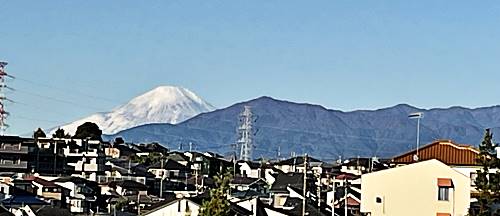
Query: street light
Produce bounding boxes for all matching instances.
[408,112,423,161]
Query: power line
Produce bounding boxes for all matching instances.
[15,88,105,111]
[11,115,66,124]
[16,76,123,105]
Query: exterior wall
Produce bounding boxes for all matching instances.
[145,199,200,216]
[273,193,288,208]
[264,208,288,216]
[236,198,258,216]
[274,165,294,173]
[264,169,276,185]
[239,163,260,178]
[361,159,470,216]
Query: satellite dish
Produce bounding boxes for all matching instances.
[413,154,419,161]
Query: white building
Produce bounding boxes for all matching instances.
[361,159,470,216]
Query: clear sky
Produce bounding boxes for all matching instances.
[2,1,500,135]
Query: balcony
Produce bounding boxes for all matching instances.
[0,161,28,169]
[0,146,28,154]
[96,175,146,184]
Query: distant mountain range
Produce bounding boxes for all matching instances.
[50,86,215,135]
[105,96,500,160]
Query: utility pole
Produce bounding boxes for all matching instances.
[302,154,308,216]
[332,175,335,216]
[344,179,348,216]
[137,192,140,216]
[159,158,164,198]
[317,172,321,208]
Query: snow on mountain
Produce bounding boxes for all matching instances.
[50,86,215,135]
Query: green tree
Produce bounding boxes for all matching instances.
[200,172,232,216]
[33,128,46,139]
[473,128,500,215]
[73,122,102,141]
[52,128,71,138]
[114,137,125,145]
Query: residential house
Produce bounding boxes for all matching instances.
[392,140,480,198]
[361,159,470,216]
[272,156,323,174]
[27,176,69,207]
[53,176,100,214]
[238,161,263,178]
[143,195,252,216]
[148,159,190,180]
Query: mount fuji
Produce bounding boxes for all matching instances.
[50,86,215,135]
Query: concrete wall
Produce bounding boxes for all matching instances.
[361,159,470,216]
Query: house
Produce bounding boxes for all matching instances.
[361,159,470,216]
[230,176,268,192]
[136,143,168,157]
[101,159,152,185]
[229,176,269,201]
[340,157,389,175]
[392,139,480,197]
[106,180,157,214]
[27,176,69,207]
[53,176,100,214]
[238,161,262,178]
[272,156,323,174]
[147,159,190,180]
[1,186,49,210]
[108,180,148,196]
[143,195,252,216]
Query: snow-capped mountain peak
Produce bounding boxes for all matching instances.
[50,85,215,135]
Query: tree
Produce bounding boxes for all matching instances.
[73,122,102,141]
[200,172,232,216]
[33,128,46,139]
[114,137,125,145]
[52,128,71,138]
[473,128,500,215]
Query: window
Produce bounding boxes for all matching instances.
[376,197,382,203]
[438,187,449,201]
[470,172,477,186]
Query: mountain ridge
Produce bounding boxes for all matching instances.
[104,96,500,160]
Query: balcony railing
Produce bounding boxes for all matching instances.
[0,146,28,154]
[96,175,146,184]
[0,161,28,169]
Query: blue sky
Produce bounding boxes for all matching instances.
[2,1,500,135]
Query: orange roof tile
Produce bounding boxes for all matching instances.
[392,140,479,166]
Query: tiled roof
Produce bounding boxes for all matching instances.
[270,173,304,192]
[273,156,322,166]
[392,140,479,166]
[148,159,189,170]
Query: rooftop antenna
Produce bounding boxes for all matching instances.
[0,61,12,135]
[237,106,256,161]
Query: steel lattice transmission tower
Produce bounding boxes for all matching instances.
[237,106,256,161]
[0,61,12,135]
